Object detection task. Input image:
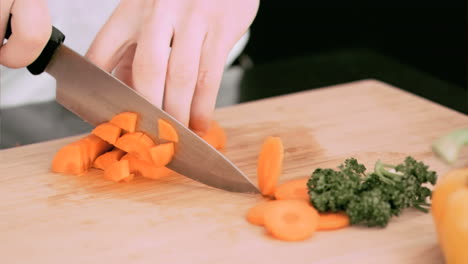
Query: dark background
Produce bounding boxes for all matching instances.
[240,0,467,113]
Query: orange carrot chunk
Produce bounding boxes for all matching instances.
[199,121,227,150]
[115,132,153,162]
[246,201,276,226]
[274,178,310,202]
[122,173,135,182]
[139,133,156,147]
[110,112,138,132]
[104,159,132,182]
[317,212,350,231]
[263,200,319,241]
[121,154,176,179]
[51,134,111,175]
[92,122,122,145]
[80,134,112,163]
[257,136,284,196]
[216,123,227,150]
[93,148,126,170]
[150,142,175,167]
[158,119,179,142]
[51,141,87,175]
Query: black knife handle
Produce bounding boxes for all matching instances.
[4,14,65,75]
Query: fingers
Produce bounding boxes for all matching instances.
[131,11,173,108]
[114,43,137,87]
[85,0,147,72]
[189,33,230,133]
[0,0,51,68]
[163,24,206,126]
[0,0,14,42]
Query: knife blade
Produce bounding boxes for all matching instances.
[4,19,259,194]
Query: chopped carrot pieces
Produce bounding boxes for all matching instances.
[121,154,176,179]
[158,119,179,142]
[122,174,135,182]
[274,178,310,202]
[199,121,227,150]
[109,112,138,132]
[257,136,284,196]
[263,200,319,241]
[51,141,87,175]
[80,134,112,163]
[115,132,153,162]
[51,134,111,175]
[246,200,276,226]
[139,133,156,147]
[150,143,175,167]
[317,212,350,231]
[104,159,131,182]
[92,122,122,145]
[93,148,126,170]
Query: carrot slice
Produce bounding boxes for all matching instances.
[110,112,138,132]
[115,132,153,162]
[263,200,319,241]
[150,143,175,167]
[199,121,227,150]
[80,134,112,163]
[317,212,350,231]
[93,148,126,170]
[139,133,156,147]
[51,141,87,175]
[92,122,122,145]
[121,154,176,179]
[122,173,135,182]
[274,178,310,202]
[104,159,131,182]
[216,123,227,150]
[51,134,111,175]
[158,119,179,142]
[257,136,284,196]
[246,200,276,226]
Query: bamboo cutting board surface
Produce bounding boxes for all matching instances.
[1,79,467,264]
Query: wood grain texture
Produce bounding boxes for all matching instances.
[1,79,467,264]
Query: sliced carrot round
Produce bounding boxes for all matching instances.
[110,112,138,132]
[80,134,112,164]
[257,136,284,196]
[263,200,319,241]
[51,141,86,175]
[274,178,310,202]
[199,121,227,150]
[93,148,126,170]
[158,119,179,143]
[121,154,176,179]
[150,142,175,167]
[115,132,153,162]
[317,212,350,231]
[92,122,122,145]
[246,200,276,226]
[104,159,131,182]
[139,133,156,148]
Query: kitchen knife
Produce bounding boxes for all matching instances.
[4,18,259,194]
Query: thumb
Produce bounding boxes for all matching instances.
[0,0,51,68]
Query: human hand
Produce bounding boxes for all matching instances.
[86,0,260,133]
[0,0,51,68]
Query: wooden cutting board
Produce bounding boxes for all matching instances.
[1,79,467,264]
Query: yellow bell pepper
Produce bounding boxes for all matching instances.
[431,168,468,264]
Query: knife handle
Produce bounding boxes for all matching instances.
[4,14,65,75]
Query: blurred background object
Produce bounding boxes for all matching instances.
[1,1,466,149]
